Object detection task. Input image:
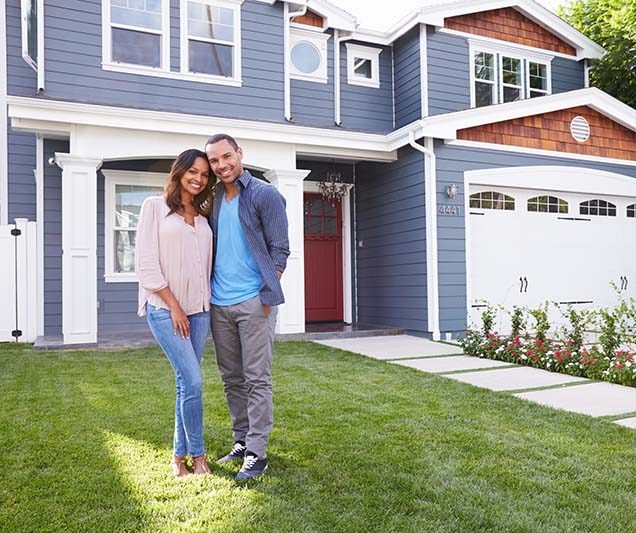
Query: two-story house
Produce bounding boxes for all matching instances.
[2,0,636,347]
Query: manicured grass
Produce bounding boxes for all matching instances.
[1,341,636,532]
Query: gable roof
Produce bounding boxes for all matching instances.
[277,0,357,31]
[354,0,605,60]
[416,88,636,141]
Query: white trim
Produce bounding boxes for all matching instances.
[0,0,8,225]
[35,135,44,337]
[102,0,171,72]
[102,170,166,283]
[20,0,37,71]
[345,43,381,88]
[466,166,636,197]
[408,132,440,340]
[36,0,44,91]
[290,26,330,84]
[334,29,340,125]
[390,45,396,129]
[421,88,636,139]
[179,0,243,86]
[303,181,354,323]
[446,139,636,169]
[55,154,102,345]
[584,58,591,88]
[419,23,428,118]
[101,62,243,86]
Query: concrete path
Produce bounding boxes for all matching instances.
[315,335,636,430]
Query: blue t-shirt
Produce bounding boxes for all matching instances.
[211,193,262,306]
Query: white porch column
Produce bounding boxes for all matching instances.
[55,154,102,345]
[264,168,310,334]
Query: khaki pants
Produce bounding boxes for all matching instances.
[211,296,277,458]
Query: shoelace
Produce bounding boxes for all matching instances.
[232,443,246,454]
[241,455,258,470]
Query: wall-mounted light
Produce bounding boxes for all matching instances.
[446,183,459,198]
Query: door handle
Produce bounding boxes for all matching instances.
[620,276,625,290]
[523,277,528,293]
[626,277,629,290]
[519,277,524,293]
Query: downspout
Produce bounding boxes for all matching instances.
[409,131,440,341]
[37,0,44,92]
[584,58,591,88]
[334,30,355,126]
[284,2,308,122]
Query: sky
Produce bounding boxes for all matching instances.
[335,0,565,31]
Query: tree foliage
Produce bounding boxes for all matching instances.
[559,0,636,108]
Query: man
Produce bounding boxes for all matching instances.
[205,133,289,481]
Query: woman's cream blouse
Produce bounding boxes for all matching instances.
[135,196,213,317]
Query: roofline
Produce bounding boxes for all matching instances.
[416,88,636,141]
[7,89,634,156]
[352,0,605,60]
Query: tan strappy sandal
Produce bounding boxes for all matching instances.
[192,454,212,475]
[171,455,191,477]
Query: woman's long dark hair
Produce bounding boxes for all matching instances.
[164,149,214,216]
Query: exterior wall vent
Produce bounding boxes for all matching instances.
[570,116,591,143]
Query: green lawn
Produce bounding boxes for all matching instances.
[1,341,635,532]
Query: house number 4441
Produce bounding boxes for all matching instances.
[439,205,461,216]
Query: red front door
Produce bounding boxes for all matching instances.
[304,193,343,322]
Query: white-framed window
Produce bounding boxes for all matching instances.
[345,43,381,88]
[103,170,165,283]
[289,26,330,83]
[180,0,243,85]
[628,204,636,218]
[21,0,38,70]
[469,191,515,210]
[500,54,524,103]
[102,0,170,71]
[470,41,552,108]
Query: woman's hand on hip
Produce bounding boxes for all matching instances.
[170,306,190,338]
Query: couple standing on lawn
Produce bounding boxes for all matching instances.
[135,133,288,481]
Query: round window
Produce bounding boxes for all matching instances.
[291,41,321,74]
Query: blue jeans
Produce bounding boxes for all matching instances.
[147,304,210,457]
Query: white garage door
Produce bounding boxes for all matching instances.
[468,182,636,332]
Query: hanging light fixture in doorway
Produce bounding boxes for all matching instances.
[318,161,349,204]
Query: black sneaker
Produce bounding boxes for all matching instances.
[216,441,246,464]
[235,452,268,481]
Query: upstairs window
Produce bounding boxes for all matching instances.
[580,199,616,217]
[21,0,38,69]
[290,27,329,83]
[469,191,515,210]
[104,0,170,69]
[181,0,242,82]
[346,43,382,88]
[471,44,552,108]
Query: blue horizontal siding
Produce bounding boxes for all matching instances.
[7,129,36,222]
[32,0,285,122]
[394,26,421,129]
[552,56,585,93]
[6,0,38,95]
[340,40,393,132]
[43,139,67,336]
[427,28,470,116]
[435,141,636,333]
[356,147,428,332]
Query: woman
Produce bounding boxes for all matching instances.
[135,149,214,477]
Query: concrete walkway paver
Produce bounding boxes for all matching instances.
[393,355,511,373]
[447,366,587,391]
[614,417,636,429]
[515,382,636,417]
[315,334,636,429]
[316,335,461,360]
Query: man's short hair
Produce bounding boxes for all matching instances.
[206,133,239,150]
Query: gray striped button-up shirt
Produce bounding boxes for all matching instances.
[209,170,289,306]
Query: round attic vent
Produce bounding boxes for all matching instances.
[570,116,591,143]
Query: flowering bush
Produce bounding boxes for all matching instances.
[459,304,634,388]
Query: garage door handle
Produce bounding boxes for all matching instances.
[626,277,629,290]
[524,277,528,292]
[519,277,524,293]
[620,276,625,290]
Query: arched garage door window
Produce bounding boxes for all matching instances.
[580,199,616,217]
[469,191,515,210]
[527,195,568,214]
[627,204,636,218]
